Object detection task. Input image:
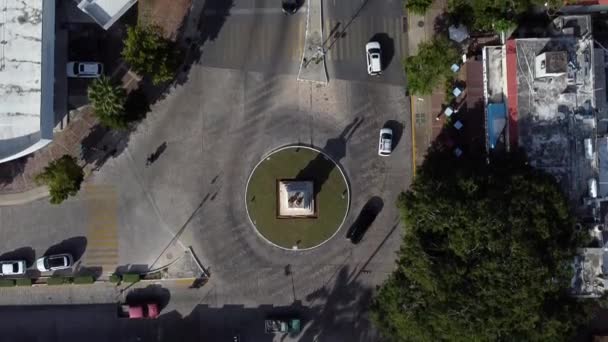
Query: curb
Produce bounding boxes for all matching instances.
[0,186,49,206]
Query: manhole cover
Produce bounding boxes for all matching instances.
[418,20,425,27]
[166,252,173,260]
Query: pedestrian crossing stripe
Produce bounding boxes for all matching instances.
[84,184,119,275]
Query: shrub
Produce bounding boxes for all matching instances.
[87,76,128,129]
[35,155,84,205]
[47,276,71,286]
[122,273,140,283]
[73,276,95,284]
[0,279,15,287]
[15,278,32,287]
[109,274,121,284]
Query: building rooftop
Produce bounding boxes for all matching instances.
[77,0,137,30]
[516,33,596,204]
[0,0,54,163]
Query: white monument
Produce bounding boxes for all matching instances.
[277,180,316,218]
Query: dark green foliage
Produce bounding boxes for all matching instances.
[0,279,15,287]
[15,278,32,287]
[88,76,128,129]
[404,37,460,95]
[35,155,84,204]
[121,24,180,85]
[47,276,71,286]
[73,276,95,284]
[372,149,596,341]
[405,0,434,14]
[109,274,121,284]
[122,273,140,283]
[448,0,561,32]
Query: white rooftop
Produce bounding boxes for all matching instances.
[77,0,137,30]
[0,0,49,163]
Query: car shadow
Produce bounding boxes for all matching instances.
[0,247,36,268]
[383,120,404,150]
[369,33,395,70]
[346,196,384,244]
[44,236,88,263]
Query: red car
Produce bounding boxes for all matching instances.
[121,303,159,319]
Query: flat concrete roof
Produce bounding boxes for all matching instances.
[77,0,137,30]
[0,0,54,163]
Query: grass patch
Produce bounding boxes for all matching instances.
[109,274,121,284]
[15,278,32,287]
[246,147,349,249]
[47,276,71,286]
[122,273,140,283]
[0,279,15,287]
[73,276,95,284]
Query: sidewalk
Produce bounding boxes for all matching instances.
[407,0,448,173]
[0,106,97,197]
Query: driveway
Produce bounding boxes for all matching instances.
[0,0,411,340]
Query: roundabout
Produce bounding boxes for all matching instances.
[245,146,350,250]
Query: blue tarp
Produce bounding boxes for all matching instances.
[487,103,506,149]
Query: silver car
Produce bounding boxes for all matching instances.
[0,260,26,275]
[36,254,73,272]
[66,61,103,78]
[378,128,393,156]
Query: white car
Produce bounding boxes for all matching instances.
[0,260,26,276]
[67,62,103,78]
[378,128,393,156]
[36,254,73,272]
[366,42,382,76]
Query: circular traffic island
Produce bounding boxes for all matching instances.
[246,146,350,250]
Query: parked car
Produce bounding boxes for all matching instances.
[119,303,159,319]
[36,254,73,272]
[0,260,26,275]
[365,41,382,76]
[378,128,393,156]
[265,317,301,334]
[66,61,103,78]
[281,0,299,14]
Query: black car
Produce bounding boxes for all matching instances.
[281,0,299,15]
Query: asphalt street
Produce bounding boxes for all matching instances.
[0,0,411,340]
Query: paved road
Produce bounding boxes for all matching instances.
[0,0,410,340]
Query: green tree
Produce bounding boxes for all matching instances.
[372,149,596,341]
[121,24,178,85]
[87,76,127,129]
[404,37,459,95]
[448,0,560,32]
[35,155,84,205]
[405,0,434,14]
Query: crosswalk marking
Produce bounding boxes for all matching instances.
[83,185,119,275]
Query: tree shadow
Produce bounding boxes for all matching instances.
[44,236,88,263]
[369,33,394,70]
[125,284,171,310]
[0,154,32,189]
[296,118,363,195]
[346,196,384,244]
[383,120,404,150]
[80,123,131,171]
[0,247,35,268]
[175,0,235,84]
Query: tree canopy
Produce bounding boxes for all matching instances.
[88,76,128,129]
[121,24,179,85]
[35,155,84,205]
[372,149,595,341]
[448,0,561,32]
[404,37,459,96]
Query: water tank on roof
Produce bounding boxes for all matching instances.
[589,178,598,198]
[585,138,593,159]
